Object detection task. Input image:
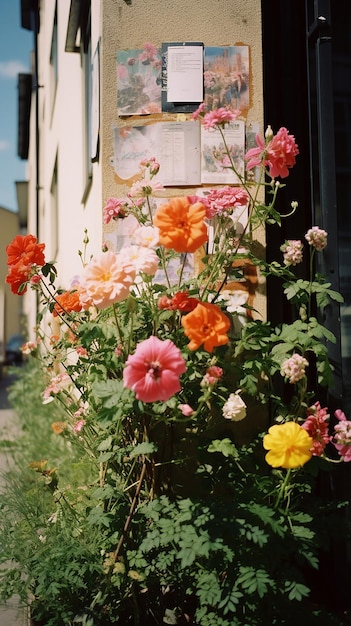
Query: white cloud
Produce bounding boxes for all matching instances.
[0,60,29,79]
[0,140,10,151]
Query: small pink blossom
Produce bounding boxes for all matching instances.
[305,226,328,251]
[43,373,72,403]
[179,403,195,416]
[204,186,249,219]
[103,197,126,225]
[201,107,240,129]
[280,240,304,266]
[30,274,41,284]
[281,353,308,383]
[73,419,86,433]
[123,336,186,403]
[202,365,223,386]
[21,340,37,355]
[128,179,164,198]
[76,346,88,357]
[139,157,160,177]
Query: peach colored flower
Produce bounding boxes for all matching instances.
[181,302,230,352]
[132,225,159,248]
[123,336,186,402]
[79,251,136,309]
[153,197,208,253]
[118,245,159,276]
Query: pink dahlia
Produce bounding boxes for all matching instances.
[123,336,186,402]
[245,126,299,178]
[201,107,240,129]
[79,250,136,309]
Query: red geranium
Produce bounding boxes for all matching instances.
[5,265,31,295]
[6,234,45,269]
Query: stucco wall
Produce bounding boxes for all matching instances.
[99,0,265,317]
[100,0,263,204]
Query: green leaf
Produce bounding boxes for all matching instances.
[284,580,310,601]
[237,566,274,598]
[208,438,239,459]
[129,442,157,458]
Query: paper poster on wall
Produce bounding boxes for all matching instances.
[113,121,201,186]
[113,120,245,186]
[117,45,162,115]
[201,120,245,184]
[160,121,201,185]
[204,46,249,112]
[112,125,161,182]
[161,42,203,113]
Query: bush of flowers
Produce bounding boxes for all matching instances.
[2,106,350,625]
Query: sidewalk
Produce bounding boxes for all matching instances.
[0,373,27,625]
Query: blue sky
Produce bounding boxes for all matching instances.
[0,1,32,212]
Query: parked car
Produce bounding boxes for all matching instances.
[5,335,26,365]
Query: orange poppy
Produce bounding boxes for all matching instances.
[153,197,208,253]
[181,302,230,352]
[53,291,83,317]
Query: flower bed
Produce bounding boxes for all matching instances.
[1,108,350,625]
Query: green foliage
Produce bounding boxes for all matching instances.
[1,123,349,625]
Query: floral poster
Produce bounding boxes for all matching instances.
[204,46,250,112]
[117,45,162,116]
[201,120,245,184]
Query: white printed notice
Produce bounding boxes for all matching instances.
[161,121,201,186]
[166,43,203,103]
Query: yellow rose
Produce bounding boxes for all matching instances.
[263,422,313,469]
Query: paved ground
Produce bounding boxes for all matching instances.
[0,369,27,625]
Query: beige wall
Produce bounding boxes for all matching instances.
[100,0,263,205]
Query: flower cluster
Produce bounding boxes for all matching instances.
[4,109,348,624]
[6,234,45,294]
